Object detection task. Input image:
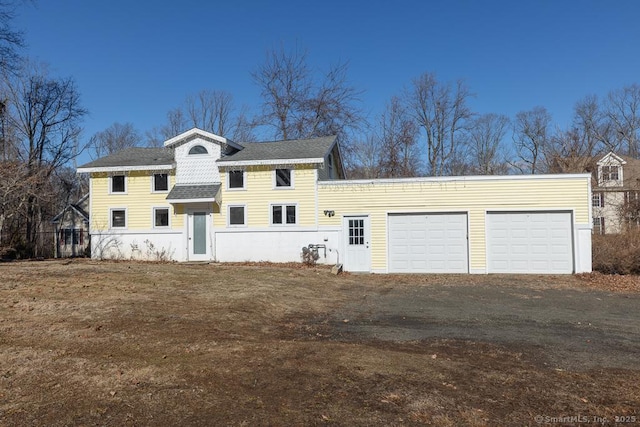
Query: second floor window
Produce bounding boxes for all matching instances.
[275,168,292,187]
[601,165,619,181]
[154,173,168,192]
[111,175,126,193]
[228,170,244,189]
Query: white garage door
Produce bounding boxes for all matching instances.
[388,213,468,273]
[486,211,573,274]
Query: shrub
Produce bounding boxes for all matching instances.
[0,247,17,260]
[592,229,640,275]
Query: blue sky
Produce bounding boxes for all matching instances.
[15,0,640,160]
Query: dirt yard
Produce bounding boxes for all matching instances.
[0,260,638,426]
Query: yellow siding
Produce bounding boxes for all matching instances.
[318,177,590,272]
[90,171,178,231]
[217,165,318,228]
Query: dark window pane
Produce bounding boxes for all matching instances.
[155,208,169,227]
[154,173,168,191]
[286,205,296,224]
[64,229,72,245]
[275,169,291,187]
[72,229,80,245]
[188,145,208,155]
[272,206,282,224]
[112,210,126,227]
[229,206,245,225]
[229,171,244,188]
[112,175,125,192]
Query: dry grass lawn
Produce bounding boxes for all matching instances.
[0,260,638,426]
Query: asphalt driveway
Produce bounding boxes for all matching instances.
[330,281,640,370]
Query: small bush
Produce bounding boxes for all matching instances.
[592,229,640,275]
[0,247,17,260]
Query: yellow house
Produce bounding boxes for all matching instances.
[77,128,592,274]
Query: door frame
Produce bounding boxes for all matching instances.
[186,206,213,261]
[342,214,371,272]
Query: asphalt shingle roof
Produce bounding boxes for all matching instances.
[166,184,221,201]
[218,135,336,164]
[77,148,174,169]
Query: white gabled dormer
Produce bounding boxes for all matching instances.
[596,151,625,188]
[164,128,243,185]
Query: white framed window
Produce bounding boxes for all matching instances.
[601,165,620,181]
[153,207,170,228]
[153,173,169,192]
[592,192,604,208]
[593,217,605,235]
[274,168,293,188]
[271,203,297,225]
[228,205,246,226]
[188,145,208,155]
[228,170,245,190]
[60,229,83,246]
[110,208,127,229]
[348,218,365,245]
[327,154,334,179]
[110,175,126,194]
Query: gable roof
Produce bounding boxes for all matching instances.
[597,151,626,166]
[164,128,244,151]
[52,194,90,223]
[77,148,174,173]
[217,135,337,167]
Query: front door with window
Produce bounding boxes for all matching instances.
[343,215,371,272]
[188,209,211,261]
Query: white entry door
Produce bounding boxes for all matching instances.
[343,215,371,272]
[188,209,211,261]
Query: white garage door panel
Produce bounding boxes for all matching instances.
[389,213,468,273]
[487,212,573,274]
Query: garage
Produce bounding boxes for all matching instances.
[486,211,573,274]
[388,213,468,273]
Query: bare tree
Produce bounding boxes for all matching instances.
[252,45,362,166]
[512,107,552,174]
[544,98,616,174]
[3,61,87,255]
[0,1,24,75]
[185,89,234,136]
[252,45,311,141]
[377,96,420,177]
[464,113,510,175]
[349,134,383,179]
[606,84,640,157]
[163,107,187,140]
[153,90,256,143]
[89,122,141,159]
[573,95,614,155]
[408,72,473,176]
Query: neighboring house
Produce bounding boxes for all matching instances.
[52,194,90,258]
[77,128,592,274]
[591,152,640,234]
